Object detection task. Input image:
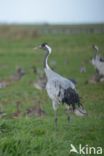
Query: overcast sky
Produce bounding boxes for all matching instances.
[0,0,104,24]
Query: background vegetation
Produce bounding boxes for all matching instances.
[0,24,104,156]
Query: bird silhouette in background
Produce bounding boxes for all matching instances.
[91,45,104,78]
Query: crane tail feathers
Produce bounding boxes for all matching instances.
[62,87,87,116]
[74,107,88,116]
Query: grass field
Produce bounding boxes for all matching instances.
[0,25,104,156]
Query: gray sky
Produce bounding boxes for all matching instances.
[0,0,104,24]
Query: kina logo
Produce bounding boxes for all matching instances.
[70,144,103,155]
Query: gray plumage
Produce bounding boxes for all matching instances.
[92,45,104,76]
[34,43,87,127]
[45,68,77,108]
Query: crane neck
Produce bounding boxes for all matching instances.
[44,45,52,70]
[93,46,99,59]
[93,48,98,59]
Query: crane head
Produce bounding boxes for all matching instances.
[41,42,48,48]
[33,43,52,54]
[33,42,47,50]
[92,44,99,51]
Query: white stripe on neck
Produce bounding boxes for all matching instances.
[45,45,52,54]
[45,45,52,69]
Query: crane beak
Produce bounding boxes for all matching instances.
[33,45,41,50]
[33,47,38,50]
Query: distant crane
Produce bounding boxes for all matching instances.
[92,45,104,77]
[34,43,87,127]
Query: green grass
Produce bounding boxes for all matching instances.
[0,26,104,156]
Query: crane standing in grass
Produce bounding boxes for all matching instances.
[92,45,104,77]
[34,43,87,127]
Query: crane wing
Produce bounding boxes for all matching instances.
[45,68,75,89]
[46,77,76,102]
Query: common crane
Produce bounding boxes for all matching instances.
[34,43,87,127]
[92,45,104,77]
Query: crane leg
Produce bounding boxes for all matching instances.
[52,100,58,128]
[67,115,70,123]
[54,110,58,128]
[66,110,70,123]
[65,105,70,123]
